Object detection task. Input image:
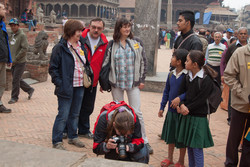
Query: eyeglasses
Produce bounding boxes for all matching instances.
[91,25,103,31]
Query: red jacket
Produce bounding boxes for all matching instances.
[82,29,108,87]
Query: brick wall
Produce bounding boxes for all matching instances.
[25,64,49,82]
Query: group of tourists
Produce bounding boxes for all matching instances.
[49,16,152,164]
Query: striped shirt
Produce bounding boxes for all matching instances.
[114,42,135,90]
[205,42,226,66]
[67,41,86,87]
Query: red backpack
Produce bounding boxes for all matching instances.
[93,101,137,134]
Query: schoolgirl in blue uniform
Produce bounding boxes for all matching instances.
[177,50,216,167]
[159,49,188,167]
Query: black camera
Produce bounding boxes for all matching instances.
[112,136,127,159]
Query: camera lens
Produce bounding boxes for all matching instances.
[118,143,126,159]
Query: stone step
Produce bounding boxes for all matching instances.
[22,70,31,79]
[0,140,150,167]
[143,72,168,93]
[23,78,39,85]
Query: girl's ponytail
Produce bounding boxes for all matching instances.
[203,65,218,79]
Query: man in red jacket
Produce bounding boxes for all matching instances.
[78,18,108,138]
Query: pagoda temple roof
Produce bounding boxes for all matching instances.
[205,4,238,16]
[119,0,220,8]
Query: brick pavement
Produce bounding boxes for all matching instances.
[0,46,230,167]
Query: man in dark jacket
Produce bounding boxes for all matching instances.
[8,18,34,104]
[174,11,202,51]
[78,18,108,138]
[0,3,12,113]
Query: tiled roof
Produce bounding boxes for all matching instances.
[244,4,250,11]
[205,5,238,16]
[119,0,135,8]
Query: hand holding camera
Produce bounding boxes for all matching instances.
[106,136,128,159]
[106,138,117,150]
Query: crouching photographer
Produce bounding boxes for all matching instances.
[93,101,149,164]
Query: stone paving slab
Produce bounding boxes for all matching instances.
[79,158,150,167]
[0,140,87,167]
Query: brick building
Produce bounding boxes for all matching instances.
[0,0,32,20]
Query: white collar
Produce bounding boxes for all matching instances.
[212,42,222,46]
[173,69,187,79]
[188,68,204,81]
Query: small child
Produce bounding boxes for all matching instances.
[159,49,188,167]
[177,50,215,167]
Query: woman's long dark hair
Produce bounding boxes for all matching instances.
[105,109,135,142]
[188,50,217,79]
[113,17,133,43]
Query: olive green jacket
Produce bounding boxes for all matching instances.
[8,29,28,65]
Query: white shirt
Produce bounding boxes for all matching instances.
[87,32,100,55]
[173,69,187,79]
[188,68,204,81]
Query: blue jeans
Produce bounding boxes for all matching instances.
[130,144,149,164]
[188,147,204,167]
[52,86,84,144]
[22,20,34,31]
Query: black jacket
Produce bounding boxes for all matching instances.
[179,73,213,117]
[0,20,11,63]
[174,30,203,51]
[49,37,88,98]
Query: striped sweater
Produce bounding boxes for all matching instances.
[205,42,226,66]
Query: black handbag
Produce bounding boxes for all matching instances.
[99,60,111,92]
[99,40,113,92]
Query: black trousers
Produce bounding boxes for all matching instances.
[11,63,33,100]
[78,86,97,134]
[240,119,250,167]
[225,107,250,167]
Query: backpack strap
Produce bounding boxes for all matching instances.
[168,70,174,80]
[177,33,195,49]
[93,101,137,134]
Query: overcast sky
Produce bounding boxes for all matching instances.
[223,0,250,10]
